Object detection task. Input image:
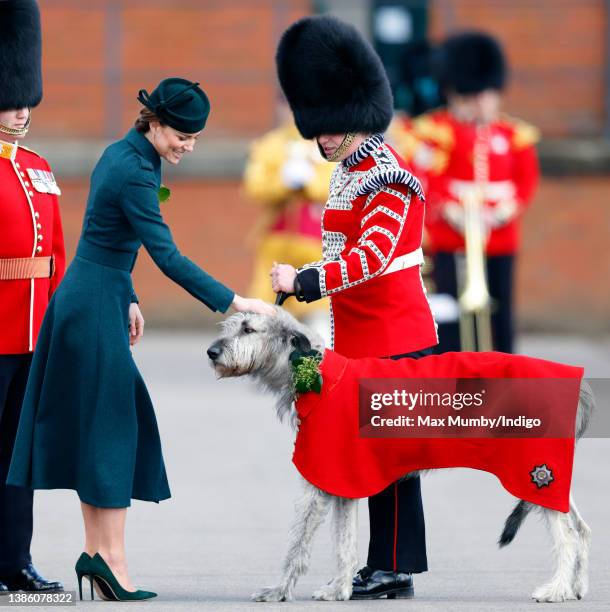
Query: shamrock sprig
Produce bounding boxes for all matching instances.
[158,184,171,203]
[290,349,323,394]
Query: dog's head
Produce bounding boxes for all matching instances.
[207,306,324,386]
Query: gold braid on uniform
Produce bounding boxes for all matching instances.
[0,113,31,137]
[326,132,356,162]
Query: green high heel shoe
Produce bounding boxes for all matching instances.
[88,553,157,601]
[75,553,115,601]
[75,553,93,601]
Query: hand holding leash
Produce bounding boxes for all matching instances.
[270,262,297,307]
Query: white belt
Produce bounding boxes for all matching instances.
[381,247,424,276]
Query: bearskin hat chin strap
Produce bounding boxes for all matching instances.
[321,132,356,162]
[0,112,31,138]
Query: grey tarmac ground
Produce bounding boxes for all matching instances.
[12,332,610,611]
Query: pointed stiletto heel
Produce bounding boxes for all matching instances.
[77,574,83,601]
[75,552,92,601]
[89,553,157,601]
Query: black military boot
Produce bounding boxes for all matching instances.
[351,565,414,599]
[1,564,63,592]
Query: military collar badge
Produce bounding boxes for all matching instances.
[0,141,16,160]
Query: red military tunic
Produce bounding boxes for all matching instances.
[0,139,66,353]
[395,110,540,255]
[296,134,438,358]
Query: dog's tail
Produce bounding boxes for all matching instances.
[498,500,532,547]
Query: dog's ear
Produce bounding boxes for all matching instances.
[291,332,312,354]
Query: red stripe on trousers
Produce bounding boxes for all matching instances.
[393,482,398,571]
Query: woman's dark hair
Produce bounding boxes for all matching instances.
[134,107,164,133]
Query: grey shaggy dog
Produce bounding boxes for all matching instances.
[207,307,594,603]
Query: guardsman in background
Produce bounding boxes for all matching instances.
[244,101,334,342]
[394,32,540,353]
[0,0,65,593]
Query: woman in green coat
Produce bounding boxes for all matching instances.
[7,78,275,601]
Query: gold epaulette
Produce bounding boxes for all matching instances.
[503,115,541,150]
[424,147,450,175]
[412,113,455,150]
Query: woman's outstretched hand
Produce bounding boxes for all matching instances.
[231,295,276,316]
[129,303,145,345]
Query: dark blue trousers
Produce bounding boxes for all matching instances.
[366,348,431,573]
[0,354,33,576]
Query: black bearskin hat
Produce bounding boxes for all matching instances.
[0,0,43,111]
[276,15,393,139]
[436,31,506,95]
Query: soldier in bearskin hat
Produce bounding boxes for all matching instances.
[393,31,540,354]
[0,0,65,593]
[271,15,437,599]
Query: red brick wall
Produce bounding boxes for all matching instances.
[430,0,608,137]
[38,0,311,139]
[517,176,610,332]
[36,0,608,140]
[57,177,610,332]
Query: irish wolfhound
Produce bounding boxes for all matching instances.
[206,308,593,603]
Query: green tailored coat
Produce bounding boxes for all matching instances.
[7,128,234,507]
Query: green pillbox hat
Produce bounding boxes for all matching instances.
[137,77,210,133]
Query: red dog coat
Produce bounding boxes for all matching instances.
[293,350,584,512]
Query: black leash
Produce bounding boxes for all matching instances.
[275,292,293,306]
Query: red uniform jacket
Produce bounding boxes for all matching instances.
[296,134,438,358]
[398,110,540,255]
[294,349,583,512]
[0,140,66,353]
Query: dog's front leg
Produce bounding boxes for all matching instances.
[311,497,358,601]
[312,496,359,601]
[252,478,331,602]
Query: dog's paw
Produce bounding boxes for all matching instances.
[532,582,577,603]
[572,572,589,600]
[252,585,291,602]
[312,581,352,601]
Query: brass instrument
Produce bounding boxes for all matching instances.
[458,187,493,351]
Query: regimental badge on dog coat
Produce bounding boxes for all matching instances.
[293,350,583,512]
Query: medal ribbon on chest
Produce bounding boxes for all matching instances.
[26,168,61,195]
